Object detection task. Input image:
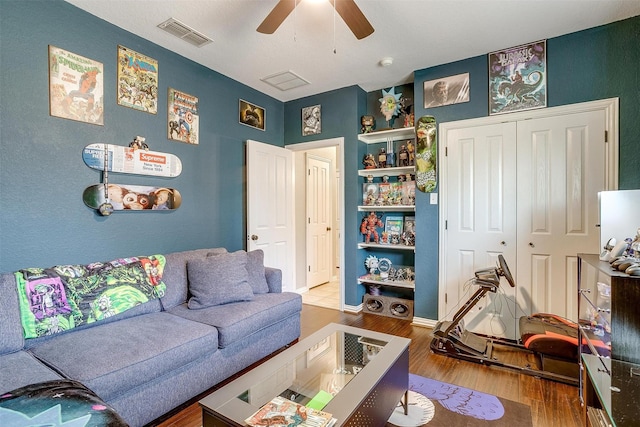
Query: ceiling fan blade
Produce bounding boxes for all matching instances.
[257,0,297,34]
[330,0,374,40]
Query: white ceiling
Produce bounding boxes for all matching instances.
[65,0,640,102]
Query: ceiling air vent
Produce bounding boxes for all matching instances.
[157,18,213,48]
[261,71,310,91]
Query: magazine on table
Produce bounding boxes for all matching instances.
[245,395,333,427]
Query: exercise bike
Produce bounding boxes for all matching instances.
[430,255,610,385]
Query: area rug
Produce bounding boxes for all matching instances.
[386,373,533,427]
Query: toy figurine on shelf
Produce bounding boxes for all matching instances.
[362,153,377,169]
[129,136,149,150]
[378,148,387,168]
[398,144,409,166]
[360,211,383,244]
[407,140,415,165]
[361,115,375,133]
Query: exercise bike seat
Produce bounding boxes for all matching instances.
[519,313,610,360]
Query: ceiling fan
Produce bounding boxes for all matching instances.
[257,0,374,40]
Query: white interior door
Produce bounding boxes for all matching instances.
[246,140,295,292]
[442,122,519,338]
[306,154,332,288]
[516,110,606,321]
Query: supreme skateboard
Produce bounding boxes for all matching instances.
[83,184,182,212]
[415,115,437,192]
[82,143,182,177]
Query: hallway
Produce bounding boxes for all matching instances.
[301,280,339,309]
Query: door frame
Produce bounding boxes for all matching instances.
[437,98,619,321]
[286,137,345,310]
[305,153,333,288]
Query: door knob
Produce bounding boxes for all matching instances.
[251,234,259,241]
[500,241,506,246]
[529,242,535,247]
[326,227,332,231]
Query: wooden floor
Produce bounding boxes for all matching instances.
[153,304,584,427]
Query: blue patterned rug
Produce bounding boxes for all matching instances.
[387,374,533,427]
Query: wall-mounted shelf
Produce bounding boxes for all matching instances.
[358,166,414,178]
[357,274,414,290]
[358,127,415,144]
[358,205,415,212]
[358,243,415,251]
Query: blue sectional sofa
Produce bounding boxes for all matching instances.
[0,248,302,426]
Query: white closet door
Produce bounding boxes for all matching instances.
[516,110,606,321]
[443,122,519,338]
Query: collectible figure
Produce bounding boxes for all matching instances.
[378,148,387,168]
[362,153,377,169]
[398,144,409,166]
[406,140,415,165]
[360,211,383,244]
[361,115,375,133]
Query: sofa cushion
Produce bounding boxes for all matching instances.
[0,351,63,395]
[160,248,226,310]
[28,312,218,401]
[187,251,254,309]
[245,250,269,294]
[169,292,302,348]
[0,273,25,353]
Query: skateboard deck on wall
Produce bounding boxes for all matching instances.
[82,143,182,177]
[83,184,182,212]
[415,115,437,192]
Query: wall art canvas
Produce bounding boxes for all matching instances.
[489,40,546,115]
[302,104,321,135]
[49,46,104,125]
[168,88,199,145]
[117,45,158,114]
[239,99,265,131]
[423,73,469,109]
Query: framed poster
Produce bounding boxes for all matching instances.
[239,99,265,131]
[302,104,321,135]
[489,40,546,115]
[48,46,104,125]
[117,45,158,114]
[385,215,404,241]
[168,88,199,145]
[423,73,469,108]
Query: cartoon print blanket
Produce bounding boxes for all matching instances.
[15,255,166,339]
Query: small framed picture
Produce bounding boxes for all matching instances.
[239,99,265,131]
[302,104,321,135]
[385,215,404,244]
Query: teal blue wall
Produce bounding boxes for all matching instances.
[285,16,639,317]
[0,0,284,272]
[1,0,638,321]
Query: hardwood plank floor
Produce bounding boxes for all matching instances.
[152,304,583,427]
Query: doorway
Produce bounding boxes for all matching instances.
[286,138,344,310]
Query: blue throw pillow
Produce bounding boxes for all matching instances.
[187,251,254,309]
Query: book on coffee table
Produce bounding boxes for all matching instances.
[245,395,333,427]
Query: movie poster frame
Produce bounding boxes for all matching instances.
[488,40,547,115]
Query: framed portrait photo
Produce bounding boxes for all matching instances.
[302,104,321,135]
[489,40,547,115]
[239,99,265,131]
[423,73,469,109]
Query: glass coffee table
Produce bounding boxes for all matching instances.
[200,323,410,426]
